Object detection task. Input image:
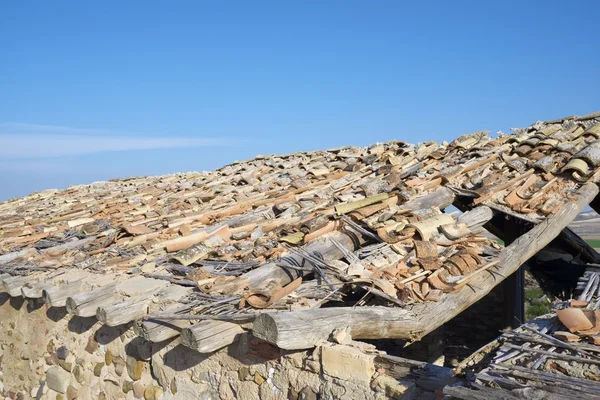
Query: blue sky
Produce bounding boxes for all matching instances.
[1,1,599,201]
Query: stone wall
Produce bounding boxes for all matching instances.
[0,293,421,400]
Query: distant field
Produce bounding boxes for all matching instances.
[495,238,599,248]
[586,239,600,248]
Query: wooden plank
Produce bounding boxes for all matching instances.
[498,364,600,395]
[502,343,600,365]
[443,385,521,400]
[473,170,535,205]
[251,183,599,349]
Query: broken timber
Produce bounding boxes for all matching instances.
[252,182,599,349]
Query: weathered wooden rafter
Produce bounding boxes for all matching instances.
[252,183,599,349]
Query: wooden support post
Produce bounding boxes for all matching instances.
[252,183,599,349]
[502,267,525,329]
[180,320,245,353]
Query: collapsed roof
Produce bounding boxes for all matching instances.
[1,110,600,353]
[447,267,600,399]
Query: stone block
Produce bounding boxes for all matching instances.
[320,344,375,384]
[46,366,70,394]
[144,385,164,400]
[66,385,78,400]
[126,356,146,381]
[298,386,318,400]
[282,351,305,369]
[371,375,416,400]
[85,335,98,354]
[132,382,145,399]
[254,372,265,385]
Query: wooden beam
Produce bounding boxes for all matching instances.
[0,237,96,265]
[0,249,32,265]
[66,283,118,317]
[210,229,367,297]
[2,274,41,297]
[66,276,168,317]
[98,284,189,327]
[132,287,195,342]
[134,317,189,343]
[22,269,88,299]
[22,280,55,298]
[96,291,155,326]
[180,320,245,353]
[443,385,522,400]
[252,183,599,349]
[43,281,85,307]
[0,273,12,285]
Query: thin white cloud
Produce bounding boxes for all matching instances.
[0,122,237,159]
[0,122,111,135]
[0,159,67,173]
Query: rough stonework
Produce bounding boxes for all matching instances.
[0,294,435,399]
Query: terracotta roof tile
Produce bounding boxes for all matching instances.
[1,110,600,350]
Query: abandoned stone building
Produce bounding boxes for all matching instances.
[1,110,600,399]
